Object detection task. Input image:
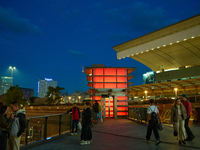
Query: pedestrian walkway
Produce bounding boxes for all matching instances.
[22,119,200,150]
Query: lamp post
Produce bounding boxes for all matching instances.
[68,96,71,103]
[78,96,81,103]
[144,91,147,100]
[174,88,178,97]
[9,66,16,86]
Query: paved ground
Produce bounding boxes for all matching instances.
[22,119,200,150]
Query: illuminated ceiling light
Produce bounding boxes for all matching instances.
[136,53,138,55]
[184,39,187,41]
[191,36,194,38]
[157,46,160,49]
[132,54,134,56]
[177,41,179,43]
[146,50,149,52]
[170,43,172,45]
[118,58,121,60]
[141,51,143,53]
[123,57,125,58]
[127,55,129,57]
[151,48,154,50]
[163,45,166,47]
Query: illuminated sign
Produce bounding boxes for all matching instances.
[45,78,53,81]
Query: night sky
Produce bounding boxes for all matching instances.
[0,0,200,96]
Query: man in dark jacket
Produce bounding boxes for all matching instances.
[67,103,80,135]
[93,101,99,124]
[8,101,26,150]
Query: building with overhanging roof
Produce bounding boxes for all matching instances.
[113,14,200,99]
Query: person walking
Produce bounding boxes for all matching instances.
[98,103,103,123]
[93,101,99,124]
[146,99,161,145]
[8,101,26,150]
[80,102,92,145]
[67,103,80,135]
[171,98,187,145]
[0,105,14,150]
[180,94,195,141]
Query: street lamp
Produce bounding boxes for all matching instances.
[174,88,178,97]
[144,91,147,100]
[9,66,16,86]
[68,96,71,103]
[78,96,81,103]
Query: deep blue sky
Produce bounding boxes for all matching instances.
[0,0,199,96]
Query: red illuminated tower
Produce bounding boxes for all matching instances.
[85,64,136,118]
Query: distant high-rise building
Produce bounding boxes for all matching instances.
[0,76,12,96]
[38,78,57,98]
[20,87,34,99]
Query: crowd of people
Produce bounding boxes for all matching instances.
[0,101,26,150]
[146,94,195,145]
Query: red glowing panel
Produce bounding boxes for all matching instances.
[117,77,127,82]
[117,83,127,88]
[104,83,116,88]
[117,101,127,105]
[93,96,101,100]
[104,76,116,82]
[104,68,116,75]
[117,96,128,100]
[117,69,127,75]
[93,83,103,88]
[93,76,103,82]
[93,68,103,75]
[117,107,127,111]
[117,112,128,115]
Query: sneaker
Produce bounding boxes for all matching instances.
[80,141,87,145]
[70,133,74,136]
[87,141,90,144]
[74,133,77,135]
[156,140,161,145]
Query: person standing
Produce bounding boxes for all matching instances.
[180,94,195,141]
[0,106,14,150]
[171,98,187,145]
[146,99,161,145]
[98,103,103,123]
[8,101,26,150]
[67,103,80,135]
[80,102,92,145]
[93,101,99,124]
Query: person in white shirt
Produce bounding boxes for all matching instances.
[146,99,161,145]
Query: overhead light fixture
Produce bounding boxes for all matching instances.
[163,45,166,47]
[151,48,154,50]
[136,53,138,55]
[184,39,187,41]
[191,36,194,39]
[170,43,172,45]
[146,50,149,52]
[157,46,160,49]
[177,41,179,43]
[141,51,143,53]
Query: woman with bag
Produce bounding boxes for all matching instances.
[0,106,14,150]
[171,98,187,145]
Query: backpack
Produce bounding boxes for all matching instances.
[149,106,158,122]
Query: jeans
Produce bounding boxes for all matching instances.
[95,112,98,123]
[146,120,160,140]
[72,120,79,133]
[81,123,92,141]
[185,116,194,139]
[98,111,102,121]
[0,132,7,150]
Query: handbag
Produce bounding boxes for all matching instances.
[158,123,163,131]
[78,122,82,130]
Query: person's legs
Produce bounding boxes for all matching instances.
[99,111,102,122]
[152,123,160,140]
[185,116,194,140]
[146,121,152,141]
[74,120,79,133]
[71,120,75,133]
[180,120,187,141]
[8,136,21,150]
[95,113,98,123]
[0,133,7,150]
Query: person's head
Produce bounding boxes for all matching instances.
[174,98,182,106]
[10,101,20,112]
[95,100,98,103]
[0,106,8,115]
[73,103,77,107]
[180,94,187,101]
[149,99,154,104]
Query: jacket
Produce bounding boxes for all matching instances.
[10,108,26,137]
[182,100,192,117]
[93,102,99,113]
[171,104,187,123]
[67,107,80,120]
[0,114,13,133]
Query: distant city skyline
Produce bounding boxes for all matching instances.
[0,0,199,97]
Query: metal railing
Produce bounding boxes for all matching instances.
[20,113,72,148]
